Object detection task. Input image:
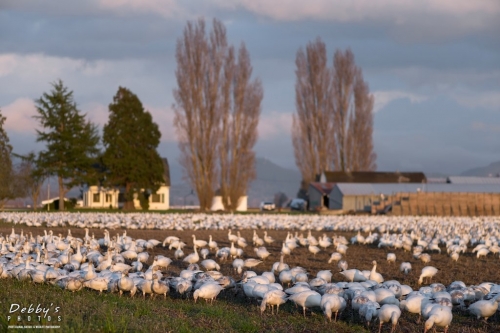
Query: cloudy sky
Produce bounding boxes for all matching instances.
[1,0,499,182]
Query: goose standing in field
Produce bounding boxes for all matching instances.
[208,235,218,251]
[201,259,220,271]
[321,293,346,322]
[288,290,322,317]
[340,269,367,283]
[255,247,271,261]
[174,244,184,259]
[369,261,384,283]
[193,282,224,304]
[308,244,321,257]
[281,243,291,256]
[400,262,412,275]
[232,259,244,274]
[244,258,263,269]
[378,304,401,333]
[264,231,274,245]
[468,295,500,321]
[200,248,209,260]
[151,275,169,299]
[117,272,135,297]
[424,305,453,333]
[260,289,287,315]
[192,235,207,248]
[328,252,342,264]
[418,266,439,285]
[228,230,239,243]
[386,253,396,263]
[183,246,200,265]
[337,260,348,272]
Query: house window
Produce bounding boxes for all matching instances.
[105,194,112,203]
[93,193,100,203]
[152,194,161,203]
[161,194,165,203]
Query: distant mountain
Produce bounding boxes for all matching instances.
[461,161,500,177]
[169,157,301,208]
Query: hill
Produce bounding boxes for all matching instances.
[460,161,500,177]
[170,157,301,208]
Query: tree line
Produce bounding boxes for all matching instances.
[0,18,376,211]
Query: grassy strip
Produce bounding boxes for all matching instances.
[0,279,368,333]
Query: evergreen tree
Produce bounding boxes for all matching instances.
[102,87,164,210]
[0,109,14,210]
[34,80,100,210]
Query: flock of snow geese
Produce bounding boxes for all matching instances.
[2,212,500,332]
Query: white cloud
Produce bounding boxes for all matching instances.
[372,90,427,113]
[258,111,293,140]
[1,98,39,133]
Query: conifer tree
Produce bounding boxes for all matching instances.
[102,87,164,210]
[34,80,100,210]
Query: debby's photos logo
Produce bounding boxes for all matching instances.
[7,303,62,326]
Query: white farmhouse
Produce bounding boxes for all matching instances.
[82,158,170,210]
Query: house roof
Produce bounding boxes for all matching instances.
[335,183,500,196]
[318,171,427,183]
[309,182,336,195]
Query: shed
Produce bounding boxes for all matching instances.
[308,182,336,211]
[332,183,500,212]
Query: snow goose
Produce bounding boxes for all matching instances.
[232,259,244,274]
[328,252,342,264]
[308,244,321,257]
[288,290,322,317]
[281,243,291,256]
[260,289,287,314]
[192,235,207,248]
[317,270,332,283]
[424,305,453,333]
[321,293,346,322]
[378,304,401,333]
[200,248,209,260]
[255,247,271,260]
[468,295,500,321]
[263,231,274,245]
[117,273,135,297]
[338,260,348,271]
[174,244,184,259]
[244,258,263,269]
[340,269,367,283]
[183,246,200,265]
[201,259,220,271]
[228,230,239,243]
[193,282,223,304]
[151,275,169,299]
[386,253,396,263]
[369,261,384,283]
[208,235,218,251]
[236,232,248,248]
[84,277,109,293]
[359,301,380,328]
[418,266,439,285]
[400,262,412,275]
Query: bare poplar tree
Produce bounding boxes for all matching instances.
[174,18,261,211]
[332,48,376,171]
[292,38,336,184]
[293,42,376,186]
[219,45,263,211]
